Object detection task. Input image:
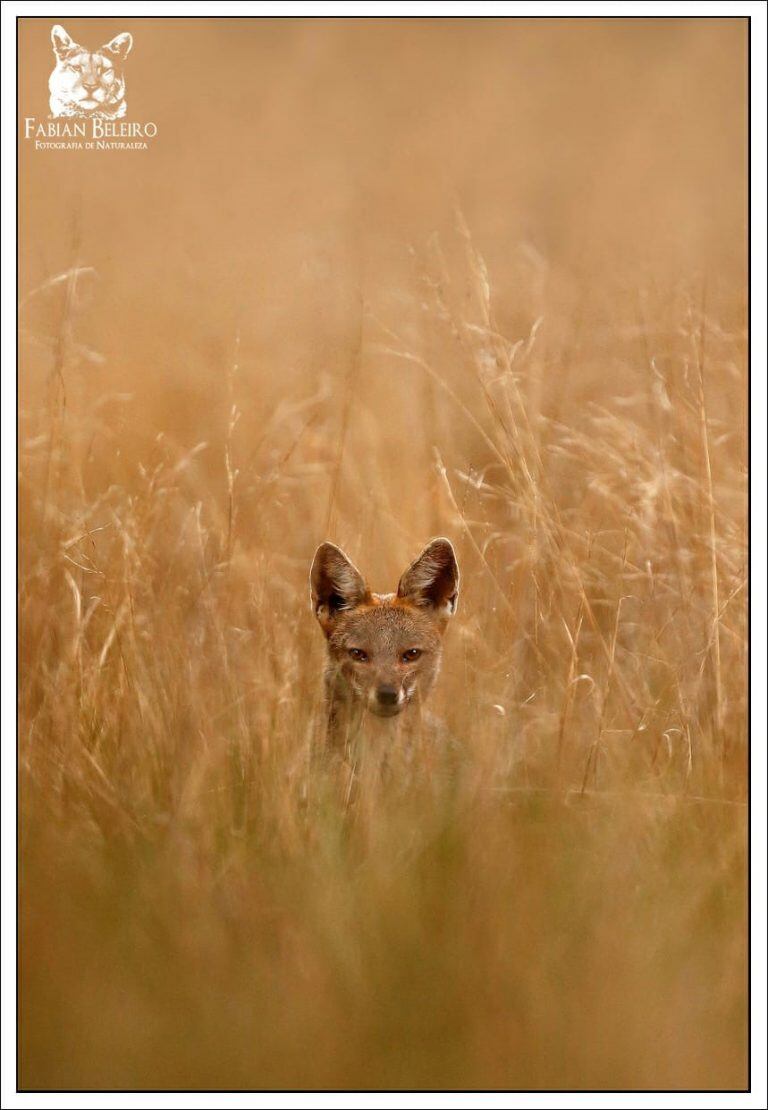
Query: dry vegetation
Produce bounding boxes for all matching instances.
[19,17,747,1090]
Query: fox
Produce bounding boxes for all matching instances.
[309,537,459,751]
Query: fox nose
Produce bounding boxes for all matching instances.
[376,685,399,708]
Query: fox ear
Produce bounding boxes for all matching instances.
[397,538,459,620]
[310,542,368,634]
[51,24,78,59]
[102,32,133,60]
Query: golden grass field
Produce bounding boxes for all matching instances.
[18,17,748,1090]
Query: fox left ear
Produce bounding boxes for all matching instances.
[310,542,369,636]
[102,32,132,60]
[397,538,459,620]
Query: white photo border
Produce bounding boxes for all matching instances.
[2,4,765,1108]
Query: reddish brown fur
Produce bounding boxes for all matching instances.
[310,539,459,745]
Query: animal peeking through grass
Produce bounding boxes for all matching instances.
[310,538,459,747]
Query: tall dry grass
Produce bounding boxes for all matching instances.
[19,17,747,1090]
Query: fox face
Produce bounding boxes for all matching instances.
[310,538,459,721]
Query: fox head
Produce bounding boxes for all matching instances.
[310,538,459,719]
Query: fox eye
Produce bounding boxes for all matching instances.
[402,648,422,663]
[348,648,368,663]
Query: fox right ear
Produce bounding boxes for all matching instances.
[51,24,77,59]
[310,542,368,635]
[397,537,459,621]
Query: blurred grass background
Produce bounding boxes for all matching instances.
[18,17,747,1090]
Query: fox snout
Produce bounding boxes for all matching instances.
[310,537,460,733]
[370,682,405,717]
[376,684,400,707]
